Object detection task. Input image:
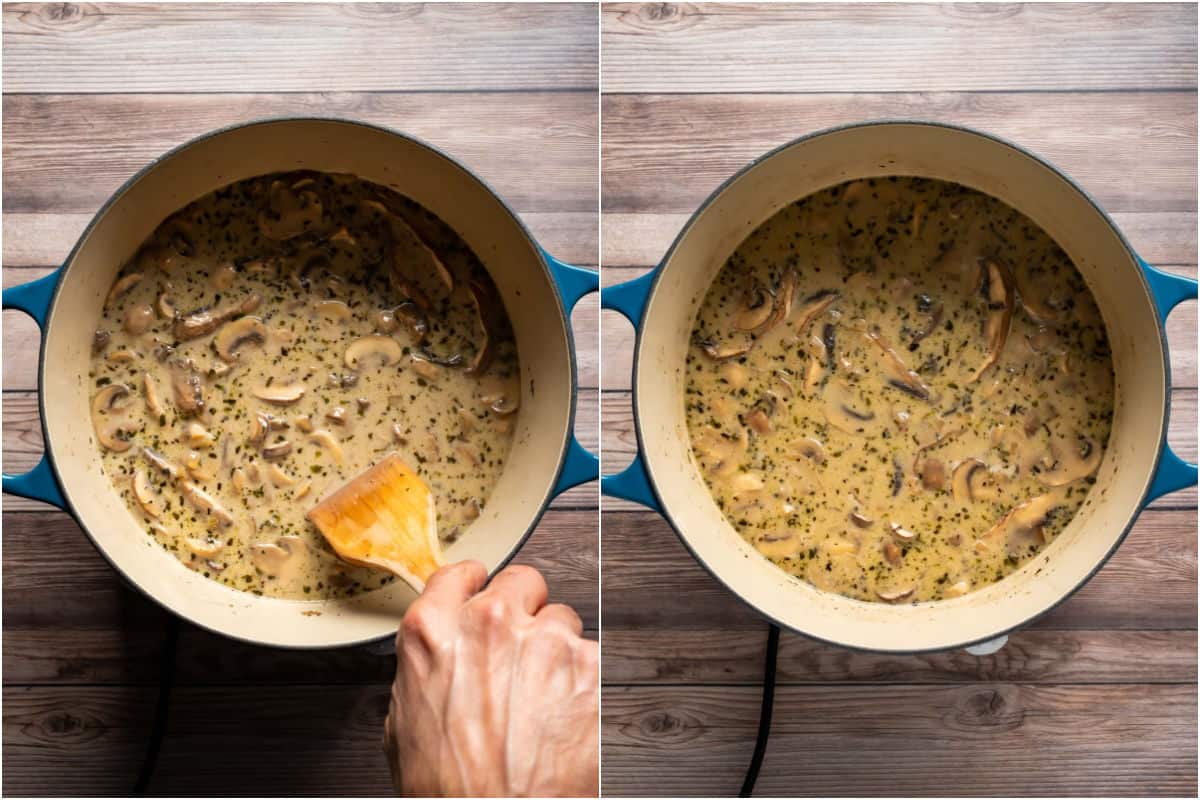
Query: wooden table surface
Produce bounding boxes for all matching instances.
[1,4,597,795]
[599,3,1197,797]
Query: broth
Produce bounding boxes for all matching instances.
[90,171,519,600]
[685,177,1114,603]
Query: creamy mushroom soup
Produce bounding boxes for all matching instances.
[685,177,1114,603]
[91,172,519,600]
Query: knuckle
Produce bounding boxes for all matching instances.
[399,602,435,641]
[469,594,511,626]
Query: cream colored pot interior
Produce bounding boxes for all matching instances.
[41,119,573,648]
[635,123,1165,652]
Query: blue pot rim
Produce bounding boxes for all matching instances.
[32,115,579,651]
[624,118,1174,655]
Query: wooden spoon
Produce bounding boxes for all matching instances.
[307,453,445,592]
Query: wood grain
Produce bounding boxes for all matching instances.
[0,381,598,511]
[2,266,601,402]
[601,3,1197,94]
[599,388,1200,512]
[603,628,1197,685]
[597,264,1198,392]
[2,684,397,796]
[4,211,598,269]
[600,211,1199,269]
[3,2,597,93]
[601,92,1197,214]
[602,684,1197,797]
[600,510,1197,632]
[4,92,598,213]
[2,508,597,687]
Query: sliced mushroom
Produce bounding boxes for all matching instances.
[325,406,348,426]
[756,531,800,559]
[1014,261,1064,324]
[691,424,749,478]
[247,411,286,444]
[141,447,181,481]
[789,289,838,334]
[294,481,312,500]
[969,259,1016,382]
[1036,433,1102,487]
[862,329,933,401]
[791,437,826,464]
[882,540,903,567]
[107,348,138,363]
[185,537,224,558]
[464,278,498,374]
[952,458,989,503]
[849,511,874,529]
[173,293,263,341]
[746,408,771,435]
[261,439,293,461]
[888,521,916,541]
[734,284,775,331]
[213,316,268,362]
[344,335,403,369]
[266,462,296,486]
[981,490,1066,554]
[309,429,345,464]
[876,585,916,603]
[919,457,947,490]
[455,443,481,467]
[179,480,234,526]
[156,291,175,319]
[411,356,442,381]
[315,299,351,323]
[91,384,137,452]
[92,329,111,354]
[184,421,215,449]
[822,379,878,435]
[294,414,315,433]
[184,451,214,483]
[142,372,165,421]
[392,302,429,342]
[700,338,754,361]
[131,471,161,518]
[249,542,292,577]
[105,273,142,309]
[258,180,324,241]
[124,304,155,335]
[253,382,306,406]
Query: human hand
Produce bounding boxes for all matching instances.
[383,561,599,797]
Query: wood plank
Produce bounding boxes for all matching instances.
[2,267,601,400]
[601,684,1197,797]
[603,629,1197,685]
[3,2,597,93]
[2,508,597,685]
[601,3,1196,94]
[0,384,598,511]
[3,92,598,213]
[3,685,157,797]
[4,211,598,269]
[601,92,1197,214]
[2,684,397,796]
[600,510,1197,632]
[599,388,1199,512]
[601,211,1199,268]
[597,265,1198,392]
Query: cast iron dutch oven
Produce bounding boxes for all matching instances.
[3,118,598,648]
[602,121,1196,654]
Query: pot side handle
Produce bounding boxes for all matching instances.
[1139,257,1198,503]
[544,251,600,497]
[3,269,67,509]
[599,271,662,512]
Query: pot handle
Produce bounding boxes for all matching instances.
[544,252,600,496]
[599,271,662,511]
[1140,258,1198,503]
[3,269,67,509]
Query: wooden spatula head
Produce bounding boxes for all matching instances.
[306,453,444,592]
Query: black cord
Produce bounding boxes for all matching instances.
[739,623,780,798]
[134,615,181,795]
